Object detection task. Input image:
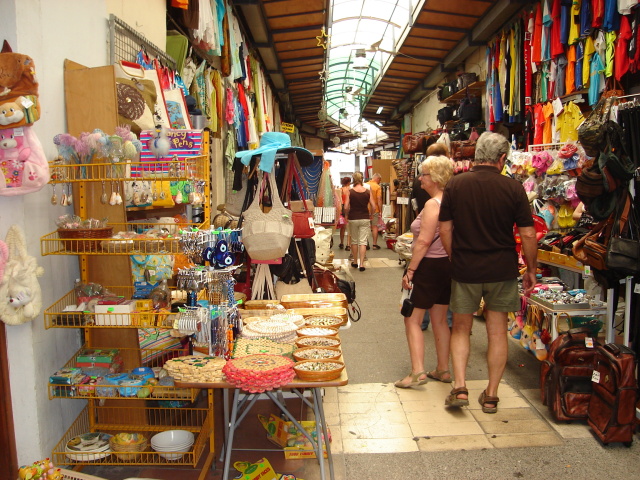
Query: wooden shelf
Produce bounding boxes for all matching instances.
[440,81,486,103]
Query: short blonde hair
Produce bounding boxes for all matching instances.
[421,155,453,189]
[352,171,364,186]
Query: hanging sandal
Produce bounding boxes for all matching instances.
[394,371,428,389]
[427,369,452,383]
[445,386,469,407]
[478,390,499,414]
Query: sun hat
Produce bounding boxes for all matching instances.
[235,131,314,172]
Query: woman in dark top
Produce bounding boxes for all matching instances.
[344,172,377,271]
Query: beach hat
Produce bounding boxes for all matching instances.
[235,132,314,172]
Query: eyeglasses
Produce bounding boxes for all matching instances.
[419,172,431,177]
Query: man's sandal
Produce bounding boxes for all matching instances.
[445,386,469,407]
[427,369,452,383]
[394,371,428,389]
[478,390,499,414]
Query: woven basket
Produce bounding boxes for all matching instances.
[58,227,113,252]
[244,299,282,310]
[293,346,341,362]
[288,307,348,325]
[296,326,339,337]
[294,359,345,382]
[304,315,343,328]
[109,434,147,460]
[295,336,341,349]
[280,293,347,310]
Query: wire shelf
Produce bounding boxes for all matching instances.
[52,404,211,467]
[527,142,564,152]
[49,343,198,401]
[40,222,204,256]
[49,155,207,184]
[44,286,178,329]
[108,14,176,70]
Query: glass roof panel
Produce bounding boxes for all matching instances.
[326,0,423,145]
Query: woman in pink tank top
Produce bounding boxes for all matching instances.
[395,155,454,388]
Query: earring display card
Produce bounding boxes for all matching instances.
[134,129,203,176]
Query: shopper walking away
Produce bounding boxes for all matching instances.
[344,172,377,271]
[396,155,453,388]
[411,143,450,331]
[438,132,537,413]
[338,176,351,249]
[366,173,383,249]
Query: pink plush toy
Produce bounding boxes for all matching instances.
[0,125,48,195]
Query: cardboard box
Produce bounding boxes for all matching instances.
[233,458,278,480]
[258,414,330,459]
[76,348,119,368]
[95,301,136,326]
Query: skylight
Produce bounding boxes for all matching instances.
[325,0,423,146]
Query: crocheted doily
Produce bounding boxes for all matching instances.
[222,354,295,393]
[233,337,295,359]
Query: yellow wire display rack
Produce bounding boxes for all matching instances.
[48,155,208,184]
[51,404,212,467]
[49,344,199,401]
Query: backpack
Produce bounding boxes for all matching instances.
[0,125,49,196]
[0,225,44,325]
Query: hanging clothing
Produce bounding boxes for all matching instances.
[555,54,568,98]
[588,52,606,105]
[576,40,585,89]
[603,0,621,31]
[615,14,633,80]
[556,101,585,141]
[583,35,596,87]
[618,0,638,15]
[543,0,553,60]
[542,102,555,143]
[566,45,576,93]
[581,0,593,36]
[568,0,581,45]
[551,0,565,57]
[532,3,543,65]
[592,0,605,28]
[534,102,545,144]
[605,31,617,77]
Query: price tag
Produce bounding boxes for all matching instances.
[635,283,640,294]
[591,370,601,383]
[583,265,591,278]
[21,97,34,108]
[535,339,546,350]
[307,217,314,228]
[464,123,470,130]
[397,197,409,205]
[585,337,594,348]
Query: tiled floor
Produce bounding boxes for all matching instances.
[316,379,565,458]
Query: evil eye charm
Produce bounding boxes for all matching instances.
[216,251,235,268]
[202,246,214,263]
[215,239,228,255]
[183,182,192,194]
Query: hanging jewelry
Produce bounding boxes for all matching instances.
[66,183,73,205]
[50,184,57,205]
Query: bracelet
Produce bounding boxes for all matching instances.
[407,268,415,273]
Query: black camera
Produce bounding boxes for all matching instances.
[400,288,414,317]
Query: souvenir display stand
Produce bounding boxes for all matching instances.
[176,363,348,480]
[40,80,216,473]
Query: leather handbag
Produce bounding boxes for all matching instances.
[578,96,612,155]
[437,106,454,125]
[282,158,315,239]
[606,194,640,275]
[459,88,482,122]
[457,72,478,89]
[241,172,293,261]
[450,140,476,160]
[114,61,158,135]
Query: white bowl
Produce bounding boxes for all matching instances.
[150,429,194,448]
[158,451,185,461]
[151,442,193,451]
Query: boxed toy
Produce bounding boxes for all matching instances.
[233,458,304,480]
[258,414,330,459]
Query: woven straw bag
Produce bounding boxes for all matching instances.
[242,172,293,261]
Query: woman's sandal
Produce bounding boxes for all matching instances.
[394,371,428,389]
[445,386,469,407]
[478,390,499,414]
[427,369,452,383]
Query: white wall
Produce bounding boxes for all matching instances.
[412,46,487,134]
[1,0,167,465]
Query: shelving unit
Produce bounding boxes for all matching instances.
[440,81,486,103]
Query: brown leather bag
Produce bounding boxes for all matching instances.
[450,140,476,160]
[587,343,638,446]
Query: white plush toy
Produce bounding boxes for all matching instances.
[0,225,44,325]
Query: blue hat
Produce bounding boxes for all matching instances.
[235,131,314,172]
